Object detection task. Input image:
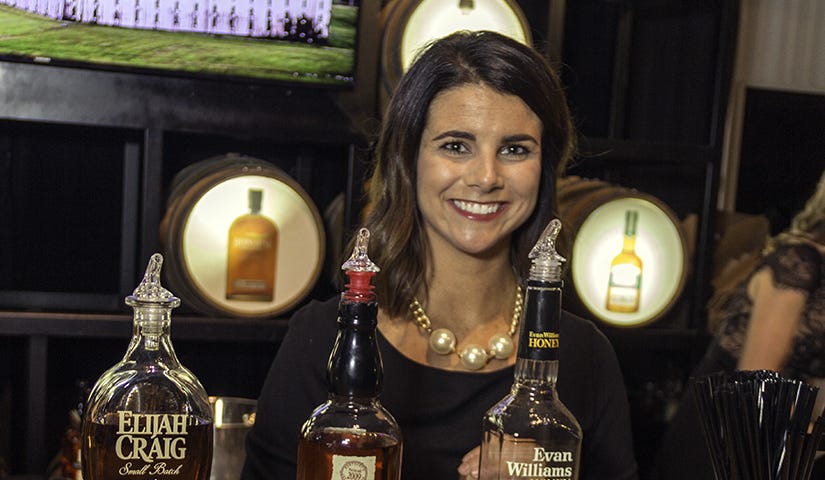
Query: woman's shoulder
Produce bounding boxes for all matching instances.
[282,295,341,344]
[765,240,823,290]
[559,309,618,370]
[560,309,610,344]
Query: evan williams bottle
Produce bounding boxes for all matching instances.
[479,219,582,480]
[82,254,213,480]
[226,188,278,301]
[297,228,403,480]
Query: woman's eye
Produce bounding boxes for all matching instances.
[500,144,531,158]
[440,141,469,155]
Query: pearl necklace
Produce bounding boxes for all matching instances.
[408,285,523,371]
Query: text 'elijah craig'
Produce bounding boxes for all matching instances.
[81,254,213,480]
[226,188,279,302]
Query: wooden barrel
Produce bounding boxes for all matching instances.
[379,0,532,107]
[557,176,689,328]
[160,153,325,319]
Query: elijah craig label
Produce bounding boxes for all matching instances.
[85,411,212,479]
[506,446,575,478]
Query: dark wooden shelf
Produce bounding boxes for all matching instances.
[0,311,288,342]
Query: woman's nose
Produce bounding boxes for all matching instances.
[465,152,503,191]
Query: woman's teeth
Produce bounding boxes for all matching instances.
[453,200,501,215]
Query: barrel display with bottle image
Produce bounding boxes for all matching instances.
[160,153,325,319]
[556,176,688,328]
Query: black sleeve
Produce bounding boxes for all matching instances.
[241,297,338,480]
[561,316,639,480]
[583,325,639,480]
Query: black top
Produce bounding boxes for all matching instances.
[242,296,639,480]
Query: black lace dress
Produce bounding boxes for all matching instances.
[715,242,825,378]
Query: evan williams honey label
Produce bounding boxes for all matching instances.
[518,283,562,362]
[84,411,212,479]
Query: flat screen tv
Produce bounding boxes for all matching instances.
[0,0,360,87]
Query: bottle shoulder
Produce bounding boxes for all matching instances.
[484,388,582,436]
[228,213,278,232]
[85,362,211,421]
[301,399,402,440]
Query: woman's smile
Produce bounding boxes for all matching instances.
[450,199,508,220]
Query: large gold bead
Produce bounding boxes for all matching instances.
[488,333,515,359]
[429,328,456,355]
[459,344,489,370]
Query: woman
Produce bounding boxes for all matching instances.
[242,31,639,479]
[654,169,825,479]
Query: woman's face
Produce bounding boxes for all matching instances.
[416,83,542,258]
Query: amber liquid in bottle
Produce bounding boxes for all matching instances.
[606,210,643,313]
[226,188,278,301]
[479,220,582,480]
[296,228,403,480]
[81,254,213,480]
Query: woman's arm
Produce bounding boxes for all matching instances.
[738,267,808,371]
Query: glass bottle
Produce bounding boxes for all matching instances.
[81,253,213,480]
[226,188,278,302]
[297,228,403,480]
[479,219,582,480]
[605,209,643,313]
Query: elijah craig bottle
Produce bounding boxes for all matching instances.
[297,228,403,480]
[478,219,582,480]
[81,254,213,480]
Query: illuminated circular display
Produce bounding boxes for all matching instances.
[162,157,324,319]
[400,0,530,72]
[569,196,687,328]
[381,0,532,98]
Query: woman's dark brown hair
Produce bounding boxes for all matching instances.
[361,30,577,316]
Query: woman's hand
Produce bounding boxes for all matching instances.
[458,446,480,479]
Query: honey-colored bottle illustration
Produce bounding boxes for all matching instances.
[226,189,278,302]
[605,210,643,313]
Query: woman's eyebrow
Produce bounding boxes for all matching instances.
[431,130,475,141]
[502,134,540,144]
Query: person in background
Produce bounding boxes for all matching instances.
[653,168,825,479]
[242,30,639,480]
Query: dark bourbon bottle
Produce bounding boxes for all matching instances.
[478,219,582,480]
[297,228,403,480]
[81,254,213,480]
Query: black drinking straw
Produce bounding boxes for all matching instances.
[692,371,822,480]
[691,375,729,480]
[800,416,824,480]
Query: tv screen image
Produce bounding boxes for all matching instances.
[0,0,359,86]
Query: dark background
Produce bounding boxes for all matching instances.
[1,0,822,478]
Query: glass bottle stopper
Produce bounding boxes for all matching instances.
[125,253,181,308]
[528,219,566,283]
[341,228,380,294]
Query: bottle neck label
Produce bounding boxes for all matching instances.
[517,282,561,362]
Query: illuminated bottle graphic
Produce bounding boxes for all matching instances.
[226,188,278,302]
[479,219,582,480]
[81,254,213,480]
[297,228,403,480]
[605,210,643,313]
